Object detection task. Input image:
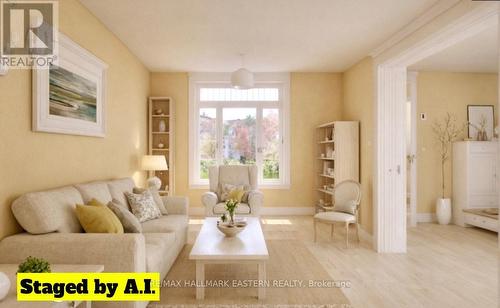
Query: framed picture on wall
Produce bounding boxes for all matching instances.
[33,33,108,137]
[467,105,494,140]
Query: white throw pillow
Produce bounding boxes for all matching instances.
[133,187,168,215]
[125,191,162,222]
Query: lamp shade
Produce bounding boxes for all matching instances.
[141,155,168,171]
[231,68,254,89]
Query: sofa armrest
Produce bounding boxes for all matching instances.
[162,196,189,215]
[202,192,218,216]
[0,233,146,273]
[248,190,263,216]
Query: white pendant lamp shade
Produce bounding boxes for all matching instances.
[231,68,254,89]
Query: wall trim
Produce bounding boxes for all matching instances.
[417,213,437,223]
[189,206,316,216]
[369,0,460,57]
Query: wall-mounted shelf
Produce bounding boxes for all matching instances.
[148,97,175,195]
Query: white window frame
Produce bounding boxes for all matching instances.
[189,72,290,189]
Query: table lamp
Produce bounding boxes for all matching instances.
[141,155,168,190]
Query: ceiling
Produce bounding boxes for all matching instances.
[79,0,439,72]
[410,25,498,73]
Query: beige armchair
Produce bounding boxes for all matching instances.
[202,165,263,216]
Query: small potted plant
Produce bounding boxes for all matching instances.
[225,199,239,225]
[17,256,51,273]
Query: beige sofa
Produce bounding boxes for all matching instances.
[0,178,188,308]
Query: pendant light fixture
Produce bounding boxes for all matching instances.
[231,53,254,89]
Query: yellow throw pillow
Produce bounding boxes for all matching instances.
[75,199,124,233]
[228,188,245,203]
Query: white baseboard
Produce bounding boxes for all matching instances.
[189,206,316,216]
[417,213,436,223]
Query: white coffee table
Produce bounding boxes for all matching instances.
[189,217,269,300]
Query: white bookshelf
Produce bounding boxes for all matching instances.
[316,121,359,211]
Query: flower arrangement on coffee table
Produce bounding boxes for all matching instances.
[217,199,247,237]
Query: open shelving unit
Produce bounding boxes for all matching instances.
[315,121,359,212]
[148,97,175,195]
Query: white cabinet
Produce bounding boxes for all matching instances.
[452,141,498,228]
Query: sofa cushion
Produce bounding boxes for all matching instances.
[213,202,251,215]
[75,199,124,234]
[126,191,162,223]
[141,215,187,237]
[75,181,112,204]
[144,233,175,273]
[107,199,142,233]
[133,187,168,215]
[12,186,83,234]
[107,178,135,210]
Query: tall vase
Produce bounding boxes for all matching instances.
[159,120,166,132]
[436,198,451,225]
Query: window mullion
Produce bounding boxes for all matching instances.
[256,106,263,183]
[216,106,223,165]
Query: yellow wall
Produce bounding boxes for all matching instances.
[342,57,374,233]
[416,72,498,213]
[151,73,343,209]
[0,0,150,239]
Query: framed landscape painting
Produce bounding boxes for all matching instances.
[33,33,108,137]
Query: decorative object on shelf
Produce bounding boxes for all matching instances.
[17,256,51,273]
[33,33,108,137]
[432,113,465,225]
[231,53,254,89]
[157,143,164,149]
[0,272,10,300]
[158,119,167,132]
[327,168,334,177]
[467,105,494,141]
[141,155,169,190]
[155,108,163,115]
[321,153,325,158]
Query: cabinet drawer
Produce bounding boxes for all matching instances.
[470,143,497,153]
[464,213,498,232]
[469,195,498,207]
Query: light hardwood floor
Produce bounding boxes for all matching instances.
[188,216,498,308]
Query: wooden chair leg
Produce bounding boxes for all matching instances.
[356,223,360,243]
[313,218,317,242]
[331,223,334,239]
[345,222,349,248]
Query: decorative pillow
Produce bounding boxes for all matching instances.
[133,187,168,215]
[228,188,245,203]
[75,199,124,233]
[219,183,249,202]
[333,200,358,215]
[125,191,162,222]
[107,199,142,233]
